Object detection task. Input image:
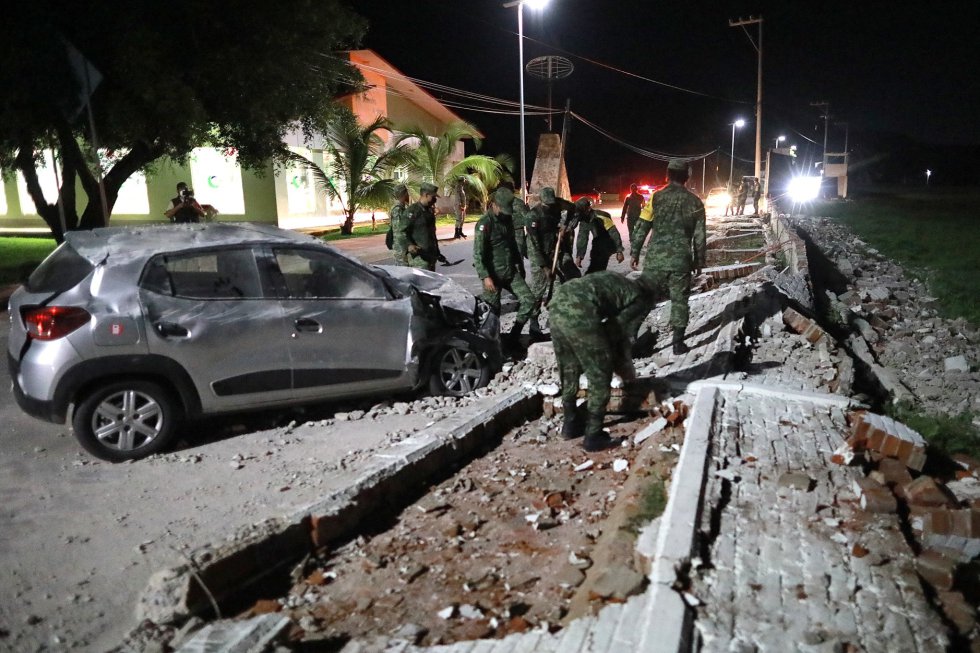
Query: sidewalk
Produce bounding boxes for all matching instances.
[323,222,474,265]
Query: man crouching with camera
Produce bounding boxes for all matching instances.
[165,182,206,223]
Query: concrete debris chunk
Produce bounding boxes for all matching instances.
[574,460,594,472]
[903,476,953,508]
[612,459,629,473]
[944,355,969,373]
[175,614,290,653]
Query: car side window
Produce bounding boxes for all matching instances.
[273,249,387,300]
[141,249,264,299]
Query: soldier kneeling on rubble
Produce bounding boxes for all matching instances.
[549,272,657,452]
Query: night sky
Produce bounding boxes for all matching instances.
[348,0,980,190]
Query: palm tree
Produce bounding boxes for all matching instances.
[287,109,414,234]
[394,121,512,226]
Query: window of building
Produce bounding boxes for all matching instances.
[285,147,318,215]
[189,148,246,215]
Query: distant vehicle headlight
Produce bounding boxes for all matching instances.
[788,176,821,202]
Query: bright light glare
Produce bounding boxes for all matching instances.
[777,135,785,142]
[734,119,746,128]
[788,176,821,203]
[525,0,549,9]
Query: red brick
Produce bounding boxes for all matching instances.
[852,477,897,513]
[937,591,977,636]
[876,458,914,487]
[904,476,952,508]
[916,549,960,590]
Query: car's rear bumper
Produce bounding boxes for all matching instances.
[8,351,65,423]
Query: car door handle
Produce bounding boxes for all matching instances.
[155,321,190,338]
[294,318,322,333]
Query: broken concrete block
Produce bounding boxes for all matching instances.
[874,457,914,488]
[945,355,970,373]
[778,472,815,492]
[589,563,645,601]
[865,286,891,302]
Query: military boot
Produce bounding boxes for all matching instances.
[560,401,584,440]
[582,413,621,452]
[528,318,545,341]
[672,327,689,355]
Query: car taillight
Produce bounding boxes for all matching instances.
[21,306,91,341]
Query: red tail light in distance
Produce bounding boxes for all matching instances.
[21,306,91,341]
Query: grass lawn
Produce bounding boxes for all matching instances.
[0,236,58,285]
[318,213,478,242]
[812,187,980,325]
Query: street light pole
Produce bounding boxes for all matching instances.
[504,0,548,200]
[729,119,745,188]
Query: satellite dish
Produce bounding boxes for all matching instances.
[526,55,574,131]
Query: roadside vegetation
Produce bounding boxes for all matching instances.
[318,213,478,242]
[887,401,980,460]
[0,236,57,285]
[812,187,980,324]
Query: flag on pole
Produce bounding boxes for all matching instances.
[61,37,103,121]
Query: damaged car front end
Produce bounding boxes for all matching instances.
[374,265,502,396]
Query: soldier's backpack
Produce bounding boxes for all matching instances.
[385,224,394,250]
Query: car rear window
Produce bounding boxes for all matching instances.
[26,243,95,293]
[141,248,265,299]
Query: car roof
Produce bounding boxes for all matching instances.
[64,222,328,265]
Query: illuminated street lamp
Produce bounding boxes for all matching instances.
[774,135,785,149]
[729,119,745,188]
[926,169,932,186]
[504,0,550,199]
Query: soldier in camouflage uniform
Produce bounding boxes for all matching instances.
[402,182,444,271]
[573,197,625,275]
[549,272,657,451]
[473,187,539,343]
[389,184,410,265]
[512,194,530,259]
[526,187,580,305]
[620,183,645,241]
[630,159,706,355]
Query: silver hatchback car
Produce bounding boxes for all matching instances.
[7,223,500,461]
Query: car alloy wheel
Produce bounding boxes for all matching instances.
[73,380,179,461]
[430,345,490,397]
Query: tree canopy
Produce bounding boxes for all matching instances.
[0,0,365,240]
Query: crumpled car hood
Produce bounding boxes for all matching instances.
[374,266,476,314]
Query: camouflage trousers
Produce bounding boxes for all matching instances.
[531,253,581,303]
[548,290,617,426]
[640,266,692,330]
[480,273,539,323]
[392,246,409,266]
[407,253,436,272]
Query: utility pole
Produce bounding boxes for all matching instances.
[811,101,831,167]
[729,15,763,179]
[834,121,849,153]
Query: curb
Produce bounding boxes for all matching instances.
[135,388,542,628]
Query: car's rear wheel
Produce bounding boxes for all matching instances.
[428,344,491,397]
[72,380,180,462]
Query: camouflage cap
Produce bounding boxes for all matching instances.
[667,158,688,172]
[493,187,515,213]
[419,182,439,195]
[539,187,556,205]
[393,183,408,195]
[574,197,592,211]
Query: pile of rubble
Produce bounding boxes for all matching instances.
[789,216,979,421]
[835,410,980,639]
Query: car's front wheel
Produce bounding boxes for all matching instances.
[428,344,491,397]
[72,380,180,462]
